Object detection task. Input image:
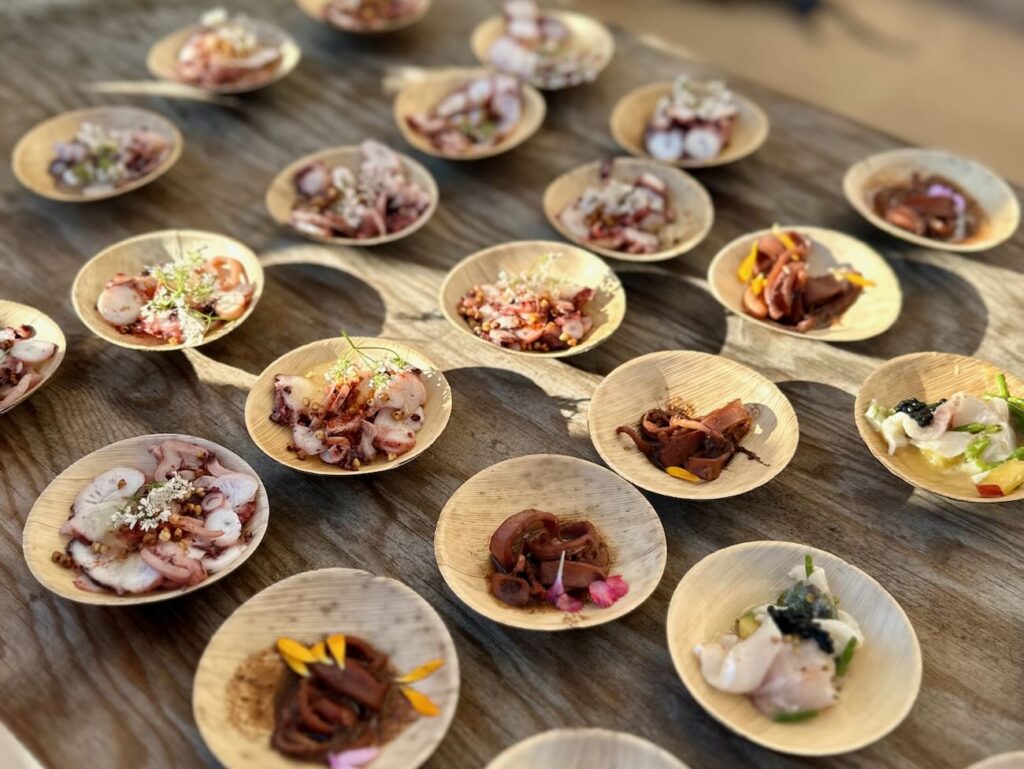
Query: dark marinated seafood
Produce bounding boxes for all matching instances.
[645,76,738,162]
[49,122,170,193]
[407,74,525,155]
[175,9,284,89]
[323,0,425,31]
[872,173,982,243]
[0,324,58,411]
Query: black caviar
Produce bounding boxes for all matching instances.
[768,605,835,654]
[894,398,947,427]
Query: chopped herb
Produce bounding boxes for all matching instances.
[773,710,819,723]
[953,423,1002,434]
[835,637,857,677]
[804,554,813,578]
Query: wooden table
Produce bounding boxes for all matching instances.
[1,1,1021,767]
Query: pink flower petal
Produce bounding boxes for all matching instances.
[588,580,616,607]
[546,550,567,603]
[555,592,583,613]
[329,747,381,769]
[606,574,630,600]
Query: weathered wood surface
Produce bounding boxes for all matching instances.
[1,1,1022,768]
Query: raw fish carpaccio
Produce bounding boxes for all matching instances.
[0,324,58,412]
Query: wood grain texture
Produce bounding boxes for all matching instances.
[1,0,1023,767]
[485,728,689,769]
[0,300,66,414]
[666,541,921,756]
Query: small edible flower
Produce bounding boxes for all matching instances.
[737,240,759,283]
[589,575,630,608]
[394,658,444,684]
[276,637,317,663]
[326,633,347,667]
[665,466,702,483]
[400,686,441,717]
[555,593,584,613]
[311,641,333,665]
[328,747,380,769]
[545,551,568,603]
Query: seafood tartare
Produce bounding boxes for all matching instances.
[489,509,628,612]
[175,8,285,89]
[96,248,254,346]
[694,555,864,722]
[53,439,260,595]
[645,76,739,163]
[865,373,1024,497]
[737,228,872,333]
[558,159,679,255]
[289,140,432,240]
[455,256,595,352]
[872,174,983,243]
[323,0,426,31]
[48,122,171,194]
[406,74,525,155]
[0,325,58,411]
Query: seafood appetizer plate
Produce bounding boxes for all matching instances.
[394,67,546,161]
[844,148,1019,253]
[72,229,264,351]
[23,433,269,606]
[439,240,625,358]
[147,10,301,94]
[589,351,798,500]
[708,225,901,342]
[543,157,713,262]
[0,300,65,414]
[266,142,439,245]
[486,728,689,769]
[11,106,182,202]
[435,454,667,631]
[193,567,459,769]
[855,352,1024,503]
[245,336,452,476]
[610,79,769,169]
[667,541,921,756]
[297,0,432,34]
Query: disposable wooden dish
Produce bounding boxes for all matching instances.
[266,145,439,245]
[666,540,921,756]
[435,454,666,631]
[610,81,769,169]
[0,300,66,414]
[843,148,1020,253]
[394,67,546,160]
[439,240,625,359]
[147,18,301,94]
[23,433,270,606]
[194,567,459,769]
[485,728,689,769]
[245,336,452,476]
[707,225,902,342]
[968,752,1024,769]
[589,350,798,500]
[470,11,614,91]
[296,0,432,33]
[543,157,714,262]
[11,106,182,202]
[71,229,264,351]
[854,351,1024,503]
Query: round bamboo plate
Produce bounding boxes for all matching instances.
[0,300,66,414]
[71,229,264,352]
[843,148,1020,253]
[542,157,714,262]
[265,144,439,246]
[969,753,1024,769]
[193,567,459,769]
[588,350,798,500]
[394,67,546,160]
[147,19,301,94]
[438,240,625,359]
[610,81,769,169]
[11,106,182,202]
[296,0,432,34]
[666,540,921,756]
[707,225,902,343]
[470,11,614,91]
[23,433,270,606]
[854,351,1024,503]
[245,336,452,476]
[485,728,689,769]
[435,454,667,631]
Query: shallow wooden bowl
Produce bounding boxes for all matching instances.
[968,752,1024,769]
[589,350,798,500]
[194,567,459,769]
[707,225,901,343]
[667,540,921,756]
[435,454,666,631]
[245,336,452,476]
[22,433,270,607]
[470,10,614,91]
[843,148,1020,253]
[266,145,439,245]
[543,157,714,262]
[71,229,264,351]
[610,81,769,169]
[296,0,432,33]
[11,106,182,202]
[394,67,546,160]
[854,351,1024,503]
[438,240,625,359]
[147,19,301,94]
[485,728,689,769]
[0,300,66,414]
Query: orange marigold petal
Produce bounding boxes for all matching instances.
[276,637,317,663]
[282,653,311,678]
[400,686,440,717]
[665,466,702,483]
[311,641,333,664]
[394,659,444,684]
[326,633,347,668]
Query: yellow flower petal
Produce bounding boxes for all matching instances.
[737,240,759,283]
[750,273,766,297]
[282,653,311,677]
[401,686,440,717]
[840,271,876,288]
[394,659,444,684]
[311,641,333,665]
[772,223,798,253]
[276,637,317,663]
[665,466,702,483]
[326,633,347,668]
